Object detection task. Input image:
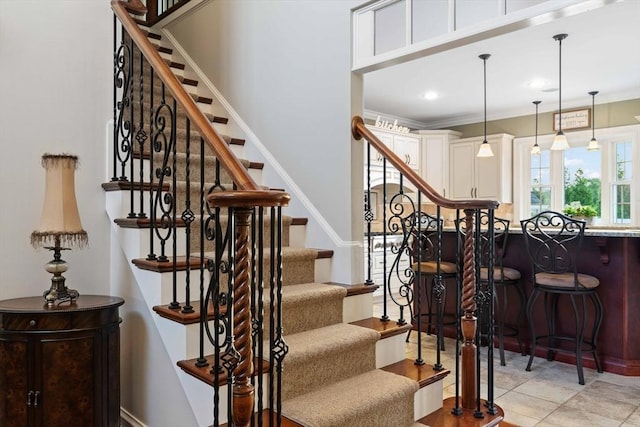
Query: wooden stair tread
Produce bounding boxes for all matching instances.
[381,358,450,389]
[153,300,223,325]
[291,217,308,226]
[326,282,379,296]
[315,249,334,259]
[130,150,262,170]
[132,256,202,272]
[350,317,411,339]
[417,397,503,427]
[177,355,269,387]
[216,410,302,427]
[102,181,168,192]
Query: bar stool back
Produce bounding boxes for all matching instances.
[520,210,603,384]
[404,211,457,350]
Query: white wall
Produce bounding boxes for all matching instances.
[0,2,112,298]
[167,0,366,283]
[0,3,197,425]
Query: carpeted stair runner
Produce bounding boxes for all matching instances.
[126,27,428,427]
[282,369,419,427]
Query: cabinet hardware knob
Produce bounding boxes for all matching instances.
[33,391,40,407]
[27,390,33,406]
[29,320,36,327]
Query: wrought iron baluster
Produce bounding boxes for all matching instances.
[485,208,497,415]
[127,35,136,218]
[274,206,287,427]
[474,209,483,419]
[196,137,208,368]
[113,25,132,183]
[170,98,180,310]
[135,49,147,219]
[182,116,194,314]
[364,143,373,287]
[147,67,156,261]
[434,204,444,370]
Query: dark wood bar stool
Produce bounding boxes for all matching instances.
[520,210,603,385]
[405,211,457,350]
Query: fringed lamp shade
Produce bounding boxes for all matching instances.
[31,154,87,306]
[31,154,87,250]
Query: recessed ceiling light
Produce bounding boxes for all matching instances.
[423,91,439,101]
[528,78,549,89]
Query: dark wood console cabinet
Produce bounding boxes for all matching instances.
[0,295,124,427]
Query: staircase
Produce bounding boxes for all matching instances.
[107,2,454,426]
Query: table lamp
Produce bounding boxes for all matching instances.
[30,154,88,306]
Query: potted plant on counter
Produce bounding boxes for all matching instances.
[563,203,598,225]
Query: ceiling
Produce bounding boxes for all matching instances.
[363,0,640,130]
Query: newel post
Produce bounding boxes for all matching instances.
[460,209,478,410]
[232,207,254,427]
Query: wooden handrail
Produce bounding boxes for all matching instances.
[352,116,499,210]
[112,0,259,192]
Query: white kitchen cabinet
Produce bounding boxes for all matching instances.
[416,129,462,199]
[367,126,421,172]
[448,133,513,203]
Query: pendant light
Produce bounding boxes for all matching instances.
[477,53,494,158]
[550,34,569,151]
[587,91,600,151]
[531,100,542,155]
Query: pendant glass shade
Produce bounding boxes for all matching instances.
[477,141,493,157]
[587,90,600,151]
[552,34,569,151]
[551,131,569,150]
[531,100,541,155]
[477,53,493,158]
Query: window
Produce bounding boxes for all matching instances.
[613,141,632,224]
[530,150,551,215]
[514,125,640,226]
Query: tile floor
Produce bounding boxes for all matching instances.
[391,308,640,426]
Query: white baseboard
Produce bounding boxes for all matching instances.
[121,408,148,427]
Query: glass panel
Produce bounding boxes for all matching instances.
[455,0,500,30]
[616,141,632,180]
[412,0,448,43]
[375,0,406,55]
[614,184,631,224]
[563,147,602,216]
[506,0,547,14]
[530,187,551,215]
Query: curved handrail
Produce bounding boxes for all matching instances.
[352,116,499,210]
[112,0,259,192]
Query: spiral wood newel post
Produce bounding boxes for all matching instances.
[461,209,478,410]
[232,207,254,427]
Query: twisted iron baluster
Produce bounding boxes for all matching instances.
[135,48,147,219]
[364,143,374,287]
[181,117,194,314]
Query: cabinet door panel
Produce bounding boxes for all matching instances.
[475,141,501,199]
[39,336,95,427]
[449,142,475,199]
[0,339,29,427]
[394,135,420,170]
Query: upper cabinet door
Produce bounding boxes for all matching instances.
[449,141,476,199]
[393,134,420,171]
[368,129,394,167]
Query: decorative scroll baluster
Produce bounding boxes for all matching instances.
[273,206,288,423]
[147,67,156,260]
[127,36,136,218]
[434,204,444,370]
[485,209,497,415]
[170,97,180,310]
[152,83,175,263]
[113,25,132,183]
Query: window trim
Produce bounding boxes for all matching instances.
[513,124,640,226]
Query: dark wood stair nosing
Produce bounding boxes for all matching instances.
[326,282,379,297]
[350,316,411,339]
[153,300,222,325]
[380,358,450,389]
[177,355,269,388]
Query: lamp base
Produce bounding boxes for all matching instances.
[43,246,79,307]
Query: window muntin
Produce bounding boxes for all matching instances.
[613,141,632,224]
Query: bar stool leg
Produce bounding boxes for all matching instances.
[525,288,541,372]
[570,294,586,385]
[591,292,604,373]
[515,283,527,356]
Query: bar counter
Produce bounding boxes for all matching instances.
[433,227,640,376]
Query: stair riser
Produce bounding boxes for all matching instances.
[414,381,444,420]
[375,334,408,368]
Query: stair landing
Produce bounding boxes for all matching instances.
[418,397,504,427]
